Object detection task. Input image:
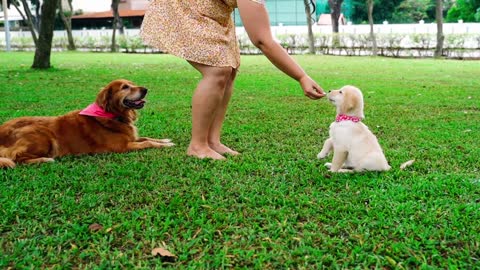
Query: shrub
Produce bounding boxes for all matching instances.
[410,33,435,57]
[444,34,467,58]
[52,37,68,50]
[11,37,35,51]
[377,33,404,57]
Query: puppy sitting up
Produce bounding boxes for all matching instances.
[317,85,390,173]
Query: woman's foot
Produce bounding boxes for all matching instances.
[209,142,240,156]
[187,145,226,160]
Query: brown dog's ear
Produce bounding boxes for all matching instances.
[96,86,112,112]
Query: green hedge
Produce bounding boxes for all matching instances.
[1,33,479,58]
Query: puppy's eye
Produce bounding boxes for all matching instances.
[339,91,343,94]
[121,85,130,90]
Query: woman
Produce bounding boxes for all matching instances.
[141,0,325,160]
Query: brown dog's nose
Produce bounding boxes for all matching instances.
[140,88,148,96]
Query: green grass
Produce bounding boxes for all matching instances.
[0,52,479,269]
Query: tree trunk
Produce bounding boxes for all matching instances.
[14,0,38,45]
[328,0,343,46]
[34,0,40,31]
[58,0,76,50]
[111,0,123,52]
[303,0,315,54]
[32,0,58,69]
[20,0,39,32]
[434,0,444,58]
[328,0,343,33]
[367,0,377,56]
[2,0,11,51]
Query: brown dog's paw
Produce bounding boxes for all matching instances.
[161,142,175,147]
[24,157,55,164]
[0,158,16,169]
[151,141,175,148]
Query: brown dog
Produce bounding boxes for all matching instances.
[0,79,173,168]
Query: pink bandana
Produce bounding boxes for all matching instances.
[79,103,118,119]
[336,114,361,123]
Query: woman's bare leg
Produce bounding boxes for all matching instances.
[208,69,239,155]
[187,61,232,160]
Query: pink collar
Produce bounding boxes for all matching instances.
[79,103,118,119]
[336,114,361,123]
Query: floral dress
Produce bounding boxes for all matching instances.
[141,0,265,69]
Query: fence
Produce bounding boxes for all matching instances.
[1,23,479,58]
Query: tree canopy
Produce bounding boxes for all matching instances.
[327,0,478,24]
[446,0,480,22]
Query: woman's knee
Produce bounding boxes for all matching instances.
[204,67,233,88]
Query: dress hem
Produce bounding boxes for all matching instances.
[142,37,240,69]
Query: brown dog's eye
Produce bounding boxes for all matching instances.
[122,84,129,90]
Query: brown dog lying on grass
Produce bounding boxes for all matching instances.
[0,79,173,169]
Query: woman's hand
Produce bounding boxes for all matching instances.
[299,75,326,100]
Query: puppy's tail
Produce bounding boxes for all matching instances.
[400,159,415,170]
[0,157,16,169]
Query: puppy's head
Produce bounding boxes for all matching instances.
[327,85,364,119]
[96,79,148,116]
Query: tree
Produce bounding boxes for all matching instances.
[28,0,39,30]
[303,0,315,54]
[446,0,480,22]
[111,0,123,52]
[32,0,57,69]
[2,0,12,51]
[21,0,40,34]
[351,0,403,24]
[367,0,377,56]
[58,0,75,50]
[391,0,430,23]
[6,0,39,45]
[434,0,444,57]
[328,0,344,33]
[426,0,454,22]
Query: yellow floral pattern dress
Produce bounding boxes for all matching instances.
[140,0,265,69]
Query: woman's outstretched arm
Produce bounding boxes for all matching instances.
[237,0,325,99]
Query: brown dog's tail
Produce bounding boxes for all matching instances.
[0,157,16,169]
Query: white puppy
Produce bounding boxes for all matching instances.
[317,85,390,173]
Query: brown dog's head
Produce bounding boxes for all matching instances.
[95,79,148,119]
[327,85,365,119]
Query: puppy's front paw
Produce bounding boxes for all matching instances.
[324,162,332,169]
[317,152,328,159]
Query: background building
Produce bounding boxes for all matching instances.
[316,0,353,21]
[234,0,311,26]
[2,0,350,30]
[71,0,148,29]
[233,0,353,26]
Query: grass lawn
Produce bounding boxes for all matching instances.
[0,52,479,269]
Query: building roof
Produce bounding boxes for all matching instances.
[317,13,346,25]
[72,9,145,19]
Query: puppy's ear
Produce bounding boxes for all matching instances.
[96,86,112,112]
[340,91,357,114]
